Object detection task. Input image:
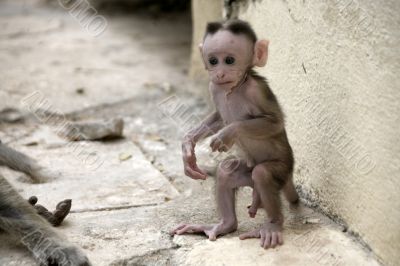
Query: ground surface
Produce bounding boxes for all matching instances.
[0,1,381,265]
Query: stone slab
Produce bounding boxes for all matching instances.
[176,226,380,266]
[3,137,179,212]
[0,206,176,266]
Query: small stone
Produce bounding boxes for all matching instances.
[303,218,321,224]
[24,141,39,146]
[61,118,124,141]
[0,108,24,123]
[119,152,132,162]
[76,87,85,94]
[148,155,155,164]
[147,134,163,142]
[143,82,158,89]
[161,82,172,93]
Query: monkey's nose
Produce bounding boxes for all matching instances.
[217,73,225,79]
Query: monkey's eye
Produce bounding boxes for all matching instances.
[208,57,218,66]
[225,56,235,65]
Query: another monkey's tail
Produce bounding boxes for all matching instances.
[0,142,43,182]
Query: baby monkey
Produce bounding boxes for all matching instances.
[171,20,299,249]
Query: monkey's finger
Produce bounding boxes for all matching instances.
[239,230,260,240]
[260,231,266,247]
[210,139,221,152]
[218,145,228,152]
[192,163,207,176]
[184,166,206,180]
[208,231,217,241]
[170,224,187,235]
[209,138,216,150]
[213,143,223,152]
[270,232,278,248]
[175,225,192,235]
[210,143,217,152]
[176,224,204,235]
[263,232,272,249]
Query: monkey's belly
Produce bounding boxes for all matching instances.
[236,138,282,167]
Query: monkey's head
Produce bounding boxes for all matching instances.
[200,20,269,89]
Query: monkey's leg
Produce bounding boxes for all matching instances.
[0,176,90,266]
[240,161,290,249]
[0,143,48,182]
[282,174,299,204]
[215,159,253,228]
[171,159,252,241]
[249,173,298,218]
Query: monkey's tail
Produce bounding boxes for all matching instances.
[0,142,42,182]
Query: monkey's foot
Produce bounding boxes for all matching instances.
[28,196,72,227]
[170,221,237,241]
[52,199,72,226]
[239,221,283,249]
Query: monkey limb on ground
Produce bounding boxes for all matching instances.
[171,20,299,249]
[0,141,90,265]
[0,140,72,226]
[0,139,50,183]
[28,196,72,227]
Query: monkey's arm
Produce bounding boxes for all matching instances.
[234,84,285,139]
[182,111,222,180]
[232,113,284,139]
[210,113,282,152]
[184,111,223,143]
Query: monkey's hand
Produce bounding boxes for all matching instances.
[182,139,207,180]
[210,124,236,152]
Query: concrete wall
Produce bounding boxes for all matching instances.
[189,0,223,80]
[191,0,400,265]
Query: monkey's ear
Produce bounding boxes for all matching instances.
[199,43,208,69]
[253,39,269,67]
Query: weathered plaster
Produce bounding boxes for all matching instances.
[191,0,400,265]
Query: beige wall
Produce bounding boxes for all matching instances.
[191,0,400,265]
[189,0,223,80]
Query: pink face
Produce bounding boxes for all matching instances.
[201,30,254,89]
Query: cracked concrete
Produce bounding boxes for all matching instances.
[0,1,381,265]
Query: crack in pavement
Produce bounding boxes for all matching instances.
[70,202,159,213]
[132,138,182,194]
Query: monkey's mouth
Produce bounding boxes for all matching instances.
[215,81,233,85]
